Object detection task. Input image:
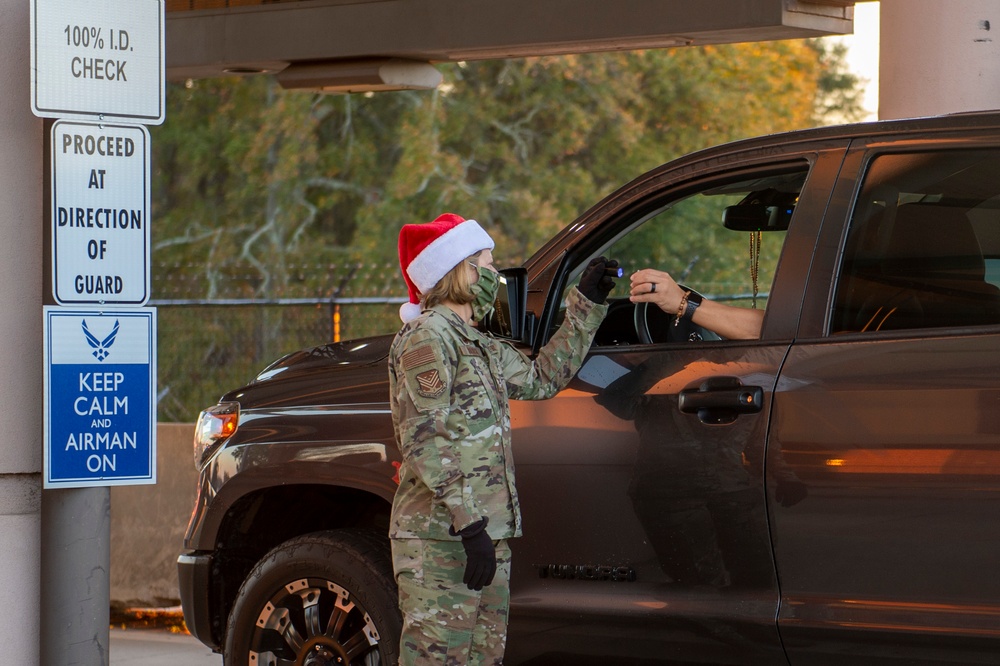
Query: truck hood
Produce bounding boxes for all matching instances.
[218,335,394,409]
[255,335,393,381]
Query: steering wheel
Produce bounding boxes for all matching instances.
[633,287,721,344]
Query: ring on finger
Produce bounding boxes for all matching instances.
[650,282,656,294]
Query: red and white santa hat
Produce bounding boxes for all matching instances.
[398,213,495,322]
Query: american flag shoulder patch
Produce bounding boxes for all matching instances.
[401,344,437,370]
[415,369,446,398]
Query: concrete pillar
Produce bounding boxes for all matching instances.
[0,0,43,663]
[41,488,111,665]
[880,0,1000,119]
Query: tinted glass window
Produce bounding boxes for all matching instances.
[560,166,805,345]
[832,150,1000,334]
[608,186,788,310]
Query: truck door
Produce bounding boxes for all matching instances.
[505,150,844,665]
[771,144,1000,664]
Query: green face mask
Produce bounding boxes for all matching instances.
[469,265,501,322]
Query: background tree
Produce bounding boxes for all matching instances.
[151,39,863,420]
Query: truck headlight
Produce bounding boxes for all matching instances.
[193,402,239,468]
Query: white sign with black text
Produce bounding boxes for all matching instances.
[52,120,151,306]
[30,0,165,124]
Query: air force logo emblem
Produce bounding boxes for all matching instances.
[82,319,120,362]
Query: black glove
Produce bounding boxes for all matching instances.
[456,518,496,591]
[577,257,619,304]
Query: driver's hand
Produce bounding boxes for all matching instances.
[629,268,683,314]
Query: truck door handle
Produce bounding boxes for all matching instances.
[678,376,763,425]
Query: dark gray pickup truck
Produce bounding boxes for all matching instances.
[179,111,1000,665]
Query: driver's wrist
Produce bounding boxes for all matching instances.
[676,290,691,319]
[681,291,703,322]
[674,291,690,326]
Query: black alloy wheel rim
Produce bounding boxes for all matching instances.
[248,577,382,666]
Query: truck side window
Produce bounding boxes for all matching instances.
[564,168,804,345]
[832,150,1000,334]
[608,190,787,310]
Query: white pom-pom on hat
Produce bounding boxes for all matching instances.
[399,301,423,323]
[397,213,495,322]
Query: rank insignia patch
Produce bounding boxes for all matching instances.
[415,369,446,397]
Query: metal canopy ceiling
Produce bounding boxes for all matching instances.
[165,0,856,82]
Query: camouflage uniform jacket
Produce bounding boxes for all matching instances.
[388,286,607,541]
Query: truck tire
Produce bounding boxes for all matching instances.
[223,529,401,666]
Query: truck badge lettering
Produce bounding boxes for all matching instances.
[537,564,637,582]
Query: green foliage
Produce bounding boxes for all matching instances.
[150,40,865,420]
[808,39,868,125]
[151,39,862,280]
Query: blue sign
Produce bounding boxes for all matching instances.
[44,307,156,488]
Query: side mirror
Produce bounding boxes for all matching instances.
[483,267,527,341]
[723,203,793,231]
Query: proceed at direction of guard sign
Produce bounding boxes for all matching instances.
[43,307,157,488]
[52,120,150,306]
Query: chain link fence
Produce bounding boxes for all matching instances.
[153,262,406,422]
[152,260,766,422]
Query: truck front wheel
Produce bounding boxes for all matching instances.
[223,529,400,665]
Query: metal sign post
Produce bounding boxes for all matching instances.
[32,2,164,662]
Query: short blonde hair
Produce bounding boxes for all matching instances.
[422,253,479,309]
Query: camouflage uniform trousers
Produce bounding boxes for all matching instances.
[392,537,512,665]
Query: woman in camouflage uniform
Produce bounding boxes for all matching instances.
[389,213,615,665]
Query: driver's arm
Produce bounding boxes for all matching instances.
[628,268,764,340]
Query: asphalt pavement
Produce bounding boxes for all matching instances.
[110,628,222,665]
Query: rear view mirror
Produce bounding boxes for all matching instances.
[483,267,527,341]
[723,203,793,231]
